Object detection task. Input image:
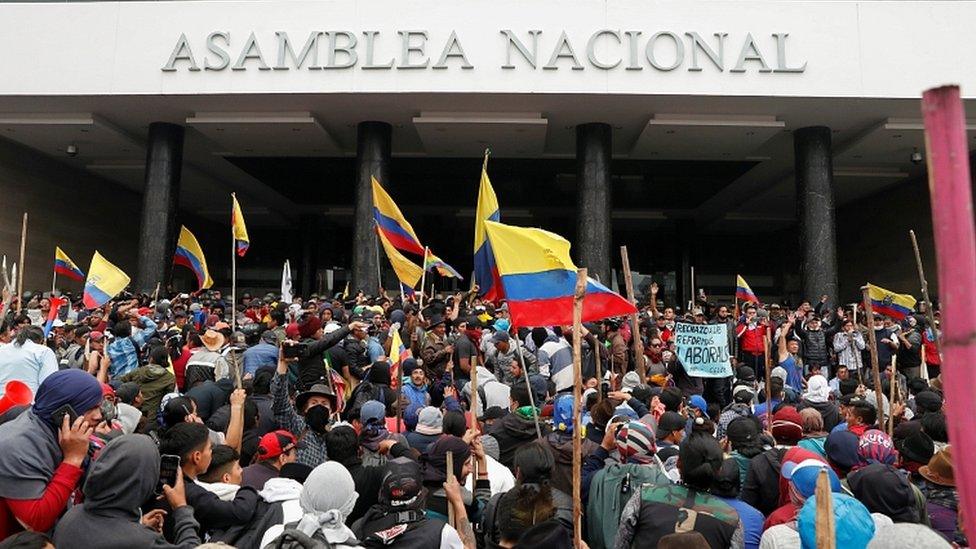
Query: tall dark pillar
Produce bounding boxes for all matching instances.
[135,122,184,292]
[794,126,838,302]
[298,214,320,295]
[352,121,391,295]
[676,220,695,311]
[575,123,612,284]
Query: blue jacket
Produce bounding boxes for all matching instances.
[402,382,430,410]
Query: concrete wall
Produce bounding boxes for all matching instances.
[0,136,141,296]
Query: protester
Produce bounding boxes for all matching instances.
[242,429,297,490]
[0,326,58,398]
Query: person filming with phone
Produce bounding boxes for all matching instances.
[0,369,103,539]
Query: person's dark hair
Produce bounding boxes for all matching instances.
[726,416,764,458]
[14,325,44,347]
[589,398,616,430]
[510,383,532,408]
[149,345,169,366]
[678,433,724,491]
[513,441,554,484]
[442,410,467,437]
[159,421,210,460]
[112,320,132,338]
[850,402,878,427]
[768,377,785,399]
[253,369,273,395]
[0,531,53,549]
[660,387,684,412]
[161,396,198,429]
[200,444,240,483]
[709,458,742,499]
[921,411,948,443]
[908,377,930,397]
[659,532,710,549]
[495,442,557,542]
[73,325,91,339]
[839,378,860,396]
[269,309,286,326]
[325,425,359,463]
[243,398,259,430]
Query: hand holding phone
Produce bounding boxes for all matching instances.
[58,413,92,467]
[156,454,181,497]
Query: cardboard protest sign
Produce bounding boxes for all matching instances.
[674,322,733,378]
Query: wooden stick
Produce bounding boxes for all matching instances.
[469,360,479,480]
[861,286,885,422]
[515,344,543,439]
[620,246,646,381]
[230,194,237,330]
[419,247,429,311]
[763,333,773,428]
[922,86,976,536]
[446,451,456,528]
[910,229,942,362]
[814,468,836,549]
[888,361,898,436]
[16,213,26,313]
[594,342,604,402]
[571,268,587,549]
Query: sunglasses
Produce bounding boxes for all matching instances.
[650,343,662,348]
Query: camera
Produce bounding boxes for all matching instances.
[910,148,923,165]
[65,144,78,157]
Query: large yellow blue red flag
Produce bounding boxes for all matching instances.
[371,177,425,255]
[473,164,502,302]
[483,220,636,327]
[54,247,85,281]
[867,283,917,320]
[231,194,249,257]
[174,226,214,292]
[377,229,424,289]
[388,328,411,390]
[83,251,131,309]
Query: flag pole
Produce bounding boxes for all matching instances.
[860,286,885,420]
[445,451,456,529]
[515,343,543,439]
[469,357,479,481]
[419,247,429,309]
[571,267,587,549]
[922,85,976,535]
[620,246,646,381]
[51,271,56,296]
[16,213,26,313]
[909,229,942,361]
[231,193,237,330]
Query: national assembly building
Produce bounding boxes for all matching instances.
[0,0,974,305]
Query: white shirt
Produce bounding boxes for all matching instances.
[0,340,59,399]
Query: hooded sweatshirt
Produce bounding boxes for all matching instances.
[488,408,551,468]
[53,434,201,549]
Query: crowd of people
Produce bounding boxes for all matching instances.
[0,281,960,548]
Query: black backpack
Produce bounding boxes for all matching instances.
[268,524,360,549]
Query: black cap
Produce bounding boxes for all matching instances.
[655,411,686,438]
[380,457,425,506]
[898,429,935,465]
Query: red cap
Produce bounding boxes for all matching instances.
[138,307,152,317]
[258,430,297,460]
[101,383,116,398]
[285,323,301,340]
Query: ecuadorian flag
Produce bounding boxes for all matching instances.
[483,220,636,327]
[174,226,214,292]
[388,328,410,390]
[54,247,85,281]
[232,194,250,257]
[83,252,130,309]
[867,283,917,320]
[372,177,426,256]
[736,275,759,304]
[377,228,424,289]
[473,166,503,303]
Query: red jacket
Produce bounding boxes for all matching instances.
[736,322,768,354]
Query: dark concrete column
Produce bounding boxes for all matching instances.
[135,122,184,292]
[352,121,391,295]
[298,214,320,295]
[575,123,613,284]
[794,126,838,302]
[676,220,695,310]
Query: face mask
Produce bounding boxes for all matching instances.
[100,400,118,424]
[304,404,331,434]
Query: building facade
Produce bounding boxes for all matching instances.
[0,0,973,306]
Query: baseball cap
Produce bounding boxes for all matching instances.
[655,411,685,439]
[360,400,386,425]
[491,330,510,344]
[688,395,709,418]
[783,459,842,498]
[257,430,297,460]
[89,331,105,341]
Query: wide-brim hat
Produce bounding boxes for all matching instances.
[295,383,337,415]
[201,329,225,351]
[426,315,446,331]
[919,446,955,486]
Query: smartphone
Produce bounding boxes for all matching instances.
[51,404,78,428]
[156,454,181,495]
[283,342,308,359]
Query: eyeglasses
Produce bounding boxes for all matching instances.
[650,343,662,348]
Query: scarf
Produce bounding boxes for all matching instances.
[515,406,540,421]
[922,481,958,510]
[464,328,483,351]
[360,424,392,452]
[296,462,359,544]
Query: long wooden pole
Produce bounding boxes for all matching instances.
[861,286,885,422]
[909,229,942,362]
[515,344,543,439]
[814,468,836,549]
[888,362,898,436]
[469,358,479,480]
[230,194,237,329]
[922,85,976,535]
[445,451,456,528]
[620,246,646,381]
[16,213,26,313]
[763,333,772,427]
[571,268,587,549]
[594,343,604,402]
[419,246,429,310]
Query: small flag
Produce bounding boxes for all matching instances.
[341,281,350,300]
[83,252,131,309]
[54,247,85,281]
[42,296,66,337]
[388,328,411,390]
[735,275,759,304]
[174,226,214,292]
[483,220,637,327]
[867,283,917,320]
[425,252,463,279]
[400,282,416,301]
[281,260,293,303]
[474,164,503,302]
[376,229,424,289]
[232,194,250,257]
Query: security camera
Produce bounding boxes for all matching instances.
[65,144,78,157]
[910,148,923,165]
